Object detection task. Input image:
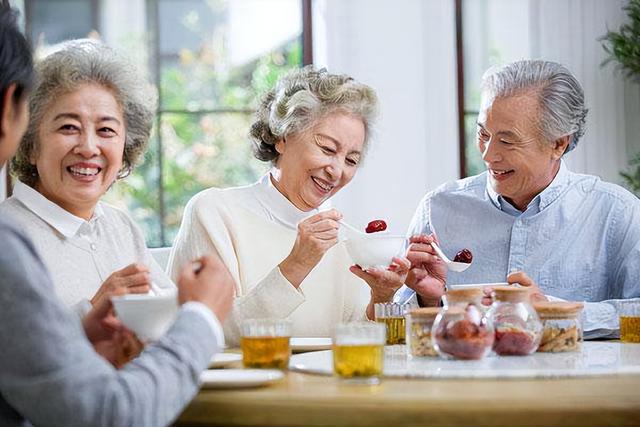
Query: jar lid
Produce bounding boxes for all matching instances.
[533,301,584,318]
[492,286,530,302]
[409,307,440,319]
[446,287,482,302]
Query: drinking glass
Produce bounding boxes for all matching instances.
[240,319,291,369]
[374,302,409,345]
[619,301,640,343]
[333,322,386,385]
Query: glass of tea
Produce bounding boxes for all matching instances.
[333,321,386,385]
[374,302,409,345]
[619,301,640,343]
[241,319,291,369]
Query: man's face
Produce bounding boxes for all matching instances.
[477,91,563,211]
[0,86,29,166]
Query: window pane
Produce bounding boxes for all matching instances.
[462,0,529,177]
[105,132,163,248]
[30,0,93,45]
[158,0,302,111]
[160,112,268,243]
[464,114,484,177]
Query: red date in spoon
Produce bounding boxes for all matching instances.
[365,220,387,233]
[453,248,473,264]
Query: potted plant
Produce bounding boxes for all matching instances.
[601,0,640,195]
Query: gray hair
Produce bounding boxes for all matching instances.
[12,39,156,186]
[480,59,587,154]
[250,66,378,163]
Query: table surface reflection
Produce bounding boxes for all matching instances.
[177,342,640,427]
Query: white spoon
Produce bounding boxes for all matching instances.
[339,220,365,237]
[431,242,472,273]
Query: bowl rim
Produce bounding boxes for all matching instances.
[344,234,406,242]
[111,292,177,303]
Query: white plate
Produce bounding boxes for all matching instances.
[448,282,509,290]
[209,352,242,368]
[200,369,284,389]
[291,337,332,352]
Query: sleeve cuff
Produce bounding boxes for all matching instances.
[181,301,226,348]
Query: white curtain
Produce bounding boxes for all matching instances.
[313,0,459,232]
[530,0,640,183]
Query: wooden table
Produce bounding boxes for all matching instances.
[177,354,640,427]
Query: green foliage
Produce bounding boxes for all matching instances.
[601,0,640,83]
[601,0,640,196]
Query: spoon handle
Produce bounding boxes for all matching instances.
[339,220,363,235]
[430,241,452,264]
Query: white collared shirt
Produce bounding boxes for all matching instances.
[0,182,176,315]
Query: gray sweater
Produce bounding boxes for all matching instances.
[0,216,217,427]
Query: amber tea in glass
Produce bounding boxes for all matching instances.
[333,322,385,385]
[374,302,408,345]
[241,319,291,369]
[619,301,640,343]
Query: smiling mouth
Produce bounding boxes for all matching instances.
[489,169,514,179]
[67,165,101,177]
[311,176,334,193]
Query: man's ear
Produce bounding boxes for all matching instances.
[551,134,571,159]
[0,83,19,140]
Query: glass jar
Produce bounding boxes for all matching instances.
[486,286,542,356]
[432,288,494,360]
[406,307,440,358]
[533,301,584,352]
[374,302,409,345]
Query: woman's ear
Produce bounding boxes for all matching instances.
[275,137,285,154]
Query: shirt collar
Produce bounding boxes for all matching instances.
[253,169,331,229]
[12,181,104,238]
[486,161,570,216]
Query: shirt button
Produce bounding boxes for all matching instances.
[90,243,97,251]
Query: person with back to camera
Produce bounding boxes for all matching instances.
[169,66,411,344]
[0,5,235,426]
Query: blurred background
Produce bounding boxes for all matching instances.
[2,0,639,247]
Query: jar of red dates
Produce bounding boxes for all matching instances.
[486,286,542,356]
[432,288,494,360]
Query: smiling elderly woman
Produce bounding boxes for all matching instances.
[168,67,409,344]
[0,40,174,316]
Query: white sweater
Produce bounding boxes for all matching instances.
[0,182,175,315]
[168,173,370,345]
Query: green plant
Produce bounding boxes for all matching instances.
[601,0,640,195]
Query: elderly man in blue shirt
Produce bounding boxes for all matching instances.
[397,59,640,339]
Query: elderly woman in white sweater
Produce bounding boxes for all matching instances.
[168,67,409,344]
[0,40,174,316]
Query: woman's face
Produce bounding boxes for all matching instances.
[273,112,365,211]
[32,83,125,220]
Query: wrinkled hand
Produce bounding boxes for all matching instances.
[508,271,547,302]
[405,234,447,306]
[480,271,548,305]
[178,253,236,322]
[83,297,144,368]
[91,263,151,307]
[350,256,411,302]
[279,209,342,287]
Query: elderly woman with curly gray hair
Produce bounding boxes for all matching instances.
[0,39,175,316]
[169,67,410,344]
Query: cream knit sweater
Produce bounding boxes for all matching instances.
[168,174,370,345]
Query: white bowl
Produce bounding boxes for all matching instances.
[111,293,179,341]
[344,234,406,269]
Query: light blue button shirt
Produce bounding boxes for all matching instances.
[396,162,640,339]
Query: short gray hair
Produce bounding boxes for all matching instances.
[12,39,157,186]
[250,66,378,163]
[480,59,587,153]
